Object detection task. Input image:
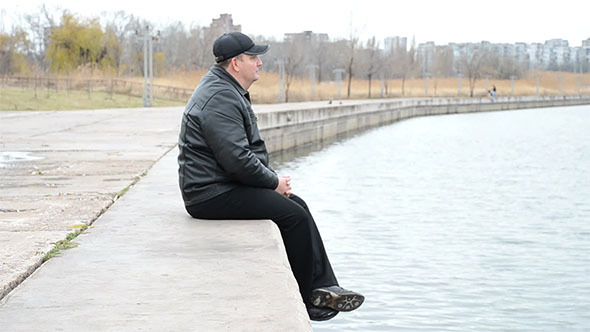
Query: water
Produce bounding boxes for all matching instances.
[271,105,590,331]
[0,151,45,168]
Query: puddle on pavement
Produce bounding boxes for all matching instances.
[0,151,45,168]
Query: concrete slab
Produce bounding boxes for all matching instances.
[0,107,184,299]
[0,149,311,331]
[0,193,113,231]
[0,230,65,299]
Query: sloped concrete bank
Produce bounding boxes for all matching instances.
[255,96,590,153]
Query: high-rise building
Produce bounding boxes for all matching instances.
[283,31,329,42]
[384,36,407,53]
[208,14,241,36]
[583,38,590,58]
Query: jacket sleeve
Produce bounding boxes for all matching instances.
[201,90,279,189]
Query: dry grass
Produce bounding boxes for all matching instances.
[124,68,207,89]
[4,70,589,110]
[154,70,590,103]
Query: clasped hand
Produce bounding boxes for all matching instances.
[275,175,291,197]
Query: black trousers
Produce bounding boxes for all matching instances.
[186,186,338,306]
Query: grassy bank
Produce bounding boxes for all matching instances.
[0,86,184,111]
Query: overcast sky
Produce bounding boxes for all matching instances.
[2,0,589,46]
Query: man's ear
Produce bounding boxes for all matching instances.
[230,57,240,73]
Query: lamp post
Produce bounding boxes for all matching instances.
[308,64,319,98]
[143,26,148,107]
[137,25,159,107]
[380,72,386,98]
[277,60,285,102]
[333,69,345,99]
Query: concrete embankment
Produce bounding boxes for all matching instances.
[0,96,588,331]
[254,96,590,153]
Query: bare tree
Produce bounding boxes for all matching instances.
[432,46,454,95]
[496,53,524,79]
[22,5,63,72]
[346,37,358,98]
[159,21,191,70]
[183,25,207,69]
[273,35,305,102]
[364,37,383,97]
[200,28,217,69]
[390,41,416,96]
[102,11,135,75]
[456,43,489,97]
[120,17,150,76]
[312,37,329,83]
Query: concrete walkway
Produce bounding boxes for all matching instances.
[0,102,339,301]
[0,106,314,331]
[1,107,186,299]
[0,148,310,331]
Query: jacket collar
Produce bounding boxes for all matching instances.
[210,66,251,103]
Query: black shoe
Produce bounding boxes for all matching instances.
[311,285,364,312]
[307,306,339,321]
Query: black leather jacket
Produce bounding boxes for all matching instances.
[178,66,278,207]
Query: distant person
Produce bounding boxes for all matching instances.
[490,85,497,98]
[177,32,364,322]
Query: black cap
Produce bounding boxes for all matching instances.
[213,32,269,63]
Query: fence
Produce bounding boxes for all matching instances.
[0,76,194,102]
[2,74,589,106]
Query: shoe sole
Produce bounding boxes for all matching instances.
[311,288,364,312]
[308,310,339,321]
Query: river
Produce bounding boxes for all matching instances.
[271,105,590,331]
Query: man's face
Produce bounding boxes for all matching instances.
[237,54,263,86]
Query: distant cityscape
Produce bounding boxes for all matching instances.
[211,14,590,74]
[412,38,590,74]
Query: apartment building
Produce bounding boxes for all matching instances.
[415,37,588,72]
